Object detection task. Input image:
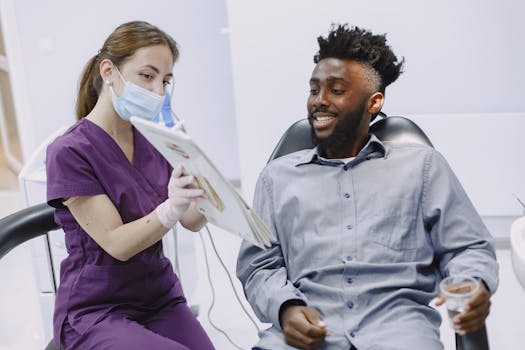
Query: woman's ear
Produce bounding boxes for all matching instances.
[368,92,384,115]
[99,59,114,85]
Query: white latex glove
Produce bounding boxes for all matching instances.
[155,164,204,228]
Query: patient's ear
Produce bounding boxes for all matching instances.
[368,92,384,115]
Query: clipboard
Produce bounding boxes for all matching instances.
[131,117,276,249]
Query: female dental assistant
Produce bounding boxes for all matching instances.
[45,21,215,350]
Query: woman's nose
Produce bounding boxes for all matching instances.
[151,83,165,97]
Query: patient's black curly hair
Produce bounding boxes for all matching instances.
[314,24,404,93]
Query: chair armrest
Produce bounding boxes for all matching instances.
[455,324,489,350]
[0,203,58,260]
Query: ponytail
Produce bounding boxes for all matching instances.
[75,55,102,120]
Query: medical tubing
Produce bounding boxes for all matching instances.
[204,225,261,333]
[198,229,245,350]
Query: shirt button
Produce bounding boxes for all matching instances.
[350,332,356,338]
[346,255,353,261]
[347,277,353,284]
[343,165,348,171]
[347,301,354,309]
[346,224,353,230]
[344,193,350,198]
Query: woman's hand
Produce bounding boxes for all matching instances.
[156,164,205,228]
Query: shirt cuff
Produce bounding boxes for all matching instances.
[268,288,308,331]
[278,299,307,328]
[474,276,493,294]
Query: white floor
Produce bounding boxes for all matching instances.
[1,188,525,350]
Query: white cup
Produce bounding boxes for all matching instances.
[439,275,479,326]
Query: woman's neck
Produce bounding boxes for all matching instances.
[86,95,133,140]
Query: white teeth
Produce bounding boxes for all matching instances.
[315,115,334,122]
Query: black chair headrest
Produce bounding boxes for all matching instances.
[268,115,433,163]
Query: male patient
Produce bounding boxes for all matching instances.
[237,24,498,350]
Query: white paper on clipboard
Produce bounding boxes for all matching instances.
[131,116,276,249]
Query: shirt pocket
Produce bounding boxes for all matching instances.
[368,194,418,251]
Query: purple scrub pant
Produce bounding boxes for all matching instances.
[60,301,215,350]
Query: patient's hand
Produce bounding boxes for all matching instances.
[436,282,491,335]
[280,305,327,350]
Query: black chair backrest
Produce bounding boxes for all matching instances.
[0,203,58,259]
[268,116,433,163]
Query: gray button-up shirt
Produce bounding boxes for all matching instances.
[237,135,498,350]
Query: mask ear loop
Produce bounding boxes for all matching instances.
[111,62,126,84]
[107,61,126,98]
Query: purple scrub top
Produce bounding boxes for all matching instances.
[46,118,184,342]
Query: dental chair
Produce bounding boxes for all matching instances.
[267,112,490,350]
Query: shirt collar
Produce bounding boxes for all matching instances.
[294,134,388,166]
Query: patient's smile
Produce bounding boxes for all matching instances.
[312,113,337,129]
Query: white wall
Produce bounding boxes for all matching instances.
[226,0,525,209]
[2,0,240,181]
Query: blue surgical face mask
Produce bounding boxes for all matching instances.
[110,65,165,121]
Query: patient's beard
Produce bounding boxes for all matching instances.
[309,100,367,158]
